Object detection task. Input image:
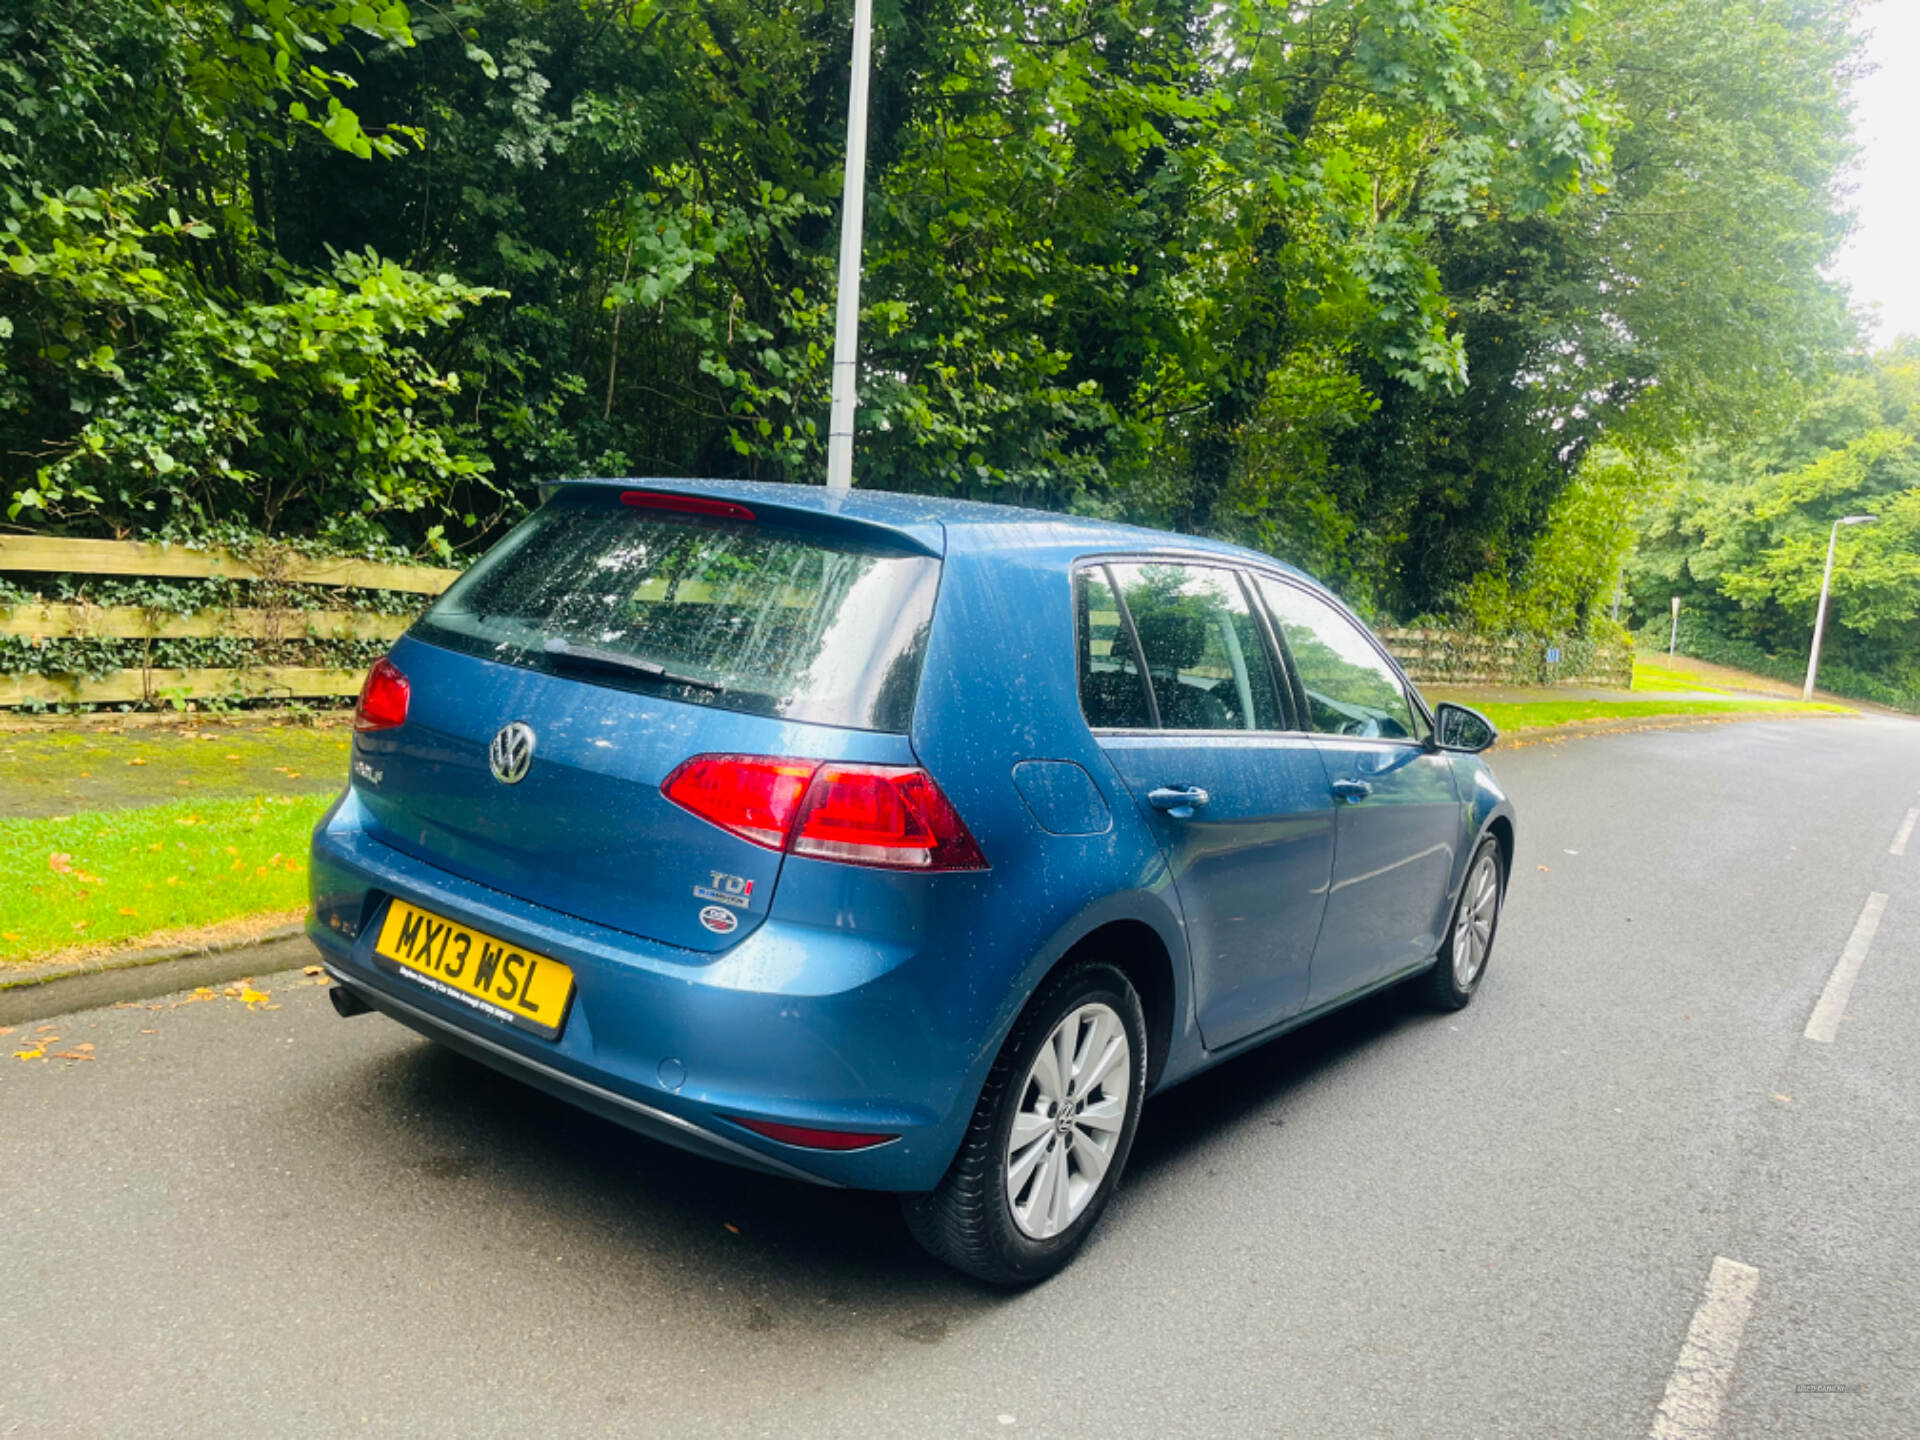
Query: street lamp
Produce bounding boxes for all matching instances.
[1802,515,1878,700]
[824,0,874,493]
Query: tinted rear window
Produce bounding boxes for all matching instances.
[413,490,940,732]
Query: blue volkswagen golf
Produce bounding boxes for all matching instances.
[310,479,1513,1284]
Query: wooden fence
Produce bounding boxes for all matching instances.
[1379,626,1634,690]
[0,535,457,707]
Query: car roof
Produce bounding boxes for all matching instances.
[553,477,1313,582]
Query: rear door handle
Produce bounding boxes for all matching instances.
[1331,778,1374,804]
[1147,785,1211,819]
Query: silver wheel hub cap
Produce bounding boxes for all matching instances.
[1453,852,1500,989]
[1005,1002,1131,1240]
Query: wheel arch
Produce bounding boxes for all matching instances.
[1032,918,1177,1092]
[1485,812,1515,884]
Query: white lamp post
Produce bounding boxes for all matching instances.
[1802,515,1878,700]
[824,0,873,493]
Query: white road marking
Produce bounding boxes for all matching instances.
[1890,809,1918,856]
[1803,892,1889,1044]
[1647,1257,1762,1440]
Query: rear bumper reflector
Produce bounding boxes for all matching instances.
[728,1116,900,1151]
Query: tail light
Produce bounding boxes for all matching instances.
[354,656,410,732]
[662,754,988,871]
[660,754,815,849]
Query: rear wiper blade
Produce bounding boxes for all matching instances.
[541,639,725,694]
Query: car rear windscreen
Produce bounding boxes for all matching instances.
[412,489,941,732]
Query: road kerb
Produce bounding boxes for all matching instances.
[0,928,316,1026]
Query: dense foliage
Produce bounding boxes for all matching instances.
[1629,344,1920,708]
[1,0,1865,624]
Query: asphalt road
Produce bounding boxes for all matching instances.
[4,715,1917,1438]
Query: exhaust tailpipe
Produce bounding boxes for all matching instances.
[329,984,374,1018]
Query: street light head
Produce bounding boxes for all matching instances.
[1839,514,1877,526]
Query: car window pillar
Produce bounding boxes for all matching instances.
[1237,569,1305,732]
[1104,562,1163,730]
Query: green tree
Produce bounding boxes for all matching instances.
[1,0,498,552]
[1630,344,1920,703]
[0,0,1868,634]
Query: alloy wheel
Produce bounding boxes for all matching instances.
[1004,1002,1131,1240]
[1452,851,1501,989]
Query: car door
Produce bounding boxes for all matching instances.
[1079,559,1337,1049]
[1252,574,1466,1008]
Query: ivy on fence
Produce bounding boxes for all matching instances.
[1381,624,1634,690]
[0,534,459,712]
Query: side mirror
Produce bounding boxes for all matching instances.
[1433,701,1498,753]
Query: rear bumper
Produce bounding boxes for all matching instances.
[322,966,839,1187]
[309,789,983,1191]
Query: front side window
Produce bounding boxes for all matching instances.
[1256,577,1418,740]
[1108,562,1284,732]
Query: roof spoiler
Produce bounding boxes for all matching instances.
[537,478,944,558]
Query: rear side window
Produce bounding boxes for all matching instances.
[1077,568,1154,728]
[1104,562,1285,732]
[414,490,940,732]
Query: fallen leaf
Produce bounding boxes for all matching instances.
[118,907,139,917]
[47,851,73,874]
[1772,1093,1791,1103]
[74,1043,94,1052]
[13,1048,45,1061]
[2,932,19,941]
[52,1050,96,1062]
[302,965,324,976]
[139,1029,157,1035]
[1537,864,1551,872]
[0,1026,11,1036]
[126,757,147,766]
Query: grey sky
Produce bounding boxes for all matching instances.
[1835,0,1920,346]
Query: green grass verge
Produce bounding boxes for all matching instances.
[1479,697,1851,733]
[1629,659,1734,694]
[0,793,333,964]
[0,723,350,820]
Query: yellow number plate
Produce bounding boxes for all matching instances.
[373,899,575,1040]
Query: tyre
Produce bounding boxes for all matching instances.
[1420,834,1504,1012]
[902,960,1148,1287]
